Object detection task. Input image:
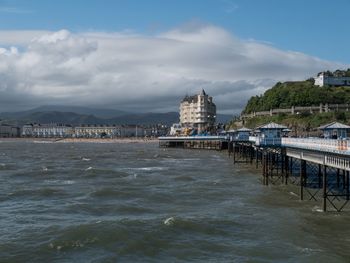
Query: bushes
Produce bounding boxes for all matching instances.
[243,81,350,114]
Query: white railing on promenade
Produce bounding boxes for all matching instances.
[282,137,350,155]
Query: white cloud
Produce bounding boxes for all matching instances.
[0,24,347,114]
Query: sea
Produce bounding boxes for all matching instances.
[0,140,350,262]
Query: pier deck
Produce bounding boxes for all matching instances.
[158,136,228,150]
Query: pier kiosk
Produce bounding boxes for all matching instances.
[234,127,252,141]
[319,122,350,139]
[255,122,287,146]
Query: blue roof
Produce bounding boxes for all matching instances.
[319,122,350,130]
[257,122,287,130]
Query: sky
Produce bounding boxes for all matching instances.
[0,0,349,114]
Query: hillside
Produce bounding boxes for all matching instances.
[237,69,350,134]
[243,80,350,114]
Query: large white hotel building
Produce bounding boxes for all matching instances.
[179,89,216,133]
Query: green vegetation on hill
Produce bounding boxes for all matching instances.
[235,69,350,134]
[243,79,350,114]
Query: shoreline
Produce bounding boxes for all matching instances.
[0,137,158,144]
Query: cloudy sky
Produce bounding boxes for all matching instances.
[0,0,349,114]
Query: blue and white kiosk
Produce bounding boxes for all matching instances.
[235,127,252,141]
[319,122,350,139]
[255,122,288,146]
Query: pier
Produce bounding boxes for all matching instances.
[158,136,228,150]
[230,134,350,212]
[159,122,350,212]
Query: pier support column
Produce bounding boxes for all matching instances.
[284,155,289,185]
[337,169,340,188]
[233,143,236,164]
[250,146,254,164]
[347,171,350,201]
[318,164,322,188]
[322,165,327,212]
[300,160,306,200]
[262,152,268,185]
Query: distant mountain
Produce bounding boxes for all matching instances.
[0,105,233,126]
[0,110,179,126]
[0,105,128,119]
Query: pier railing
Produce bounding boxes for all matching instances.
[282,137,350,155]
[248,136,282,146]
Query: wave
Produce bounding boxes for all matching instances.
[33,141,53,144]
[83,167,130,178]
[121,167,168,172]
[44,180,75,185]
[90,187,137,199]
[8,188,67,198]
[174,175,195,182]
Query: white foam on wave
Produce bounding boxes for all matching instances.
[164,217,175,226]
[136,167,168,171]
[312,206,323,213]
[63,180,75,185]
[82,158,91,161]
[44,179,75,185]
[42,166,48,172]
[297,246,323,253]
[85,167,93,171]
[120,166,168,172]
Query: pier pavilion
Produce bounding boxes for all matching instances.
[319,122,350,139]
[254,122,288,146]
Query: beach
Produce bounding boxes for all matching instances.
[0,137,158,143]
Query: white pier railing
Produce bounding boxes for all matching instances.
[249,136,282,146]
[282,137,350,155]
[325,155,350,170]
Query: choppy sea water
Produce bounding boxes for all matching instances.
[1,140,350,262]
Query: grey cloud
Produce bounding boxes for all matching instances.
[0,25,348,114]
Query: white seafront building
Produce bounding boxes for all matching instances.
[314,72,350,87]
[179,89,216,133]
[22,124,73,138]
[22,123,167,138]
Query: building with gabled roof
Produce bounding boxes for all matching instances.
[179,89,216,133]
